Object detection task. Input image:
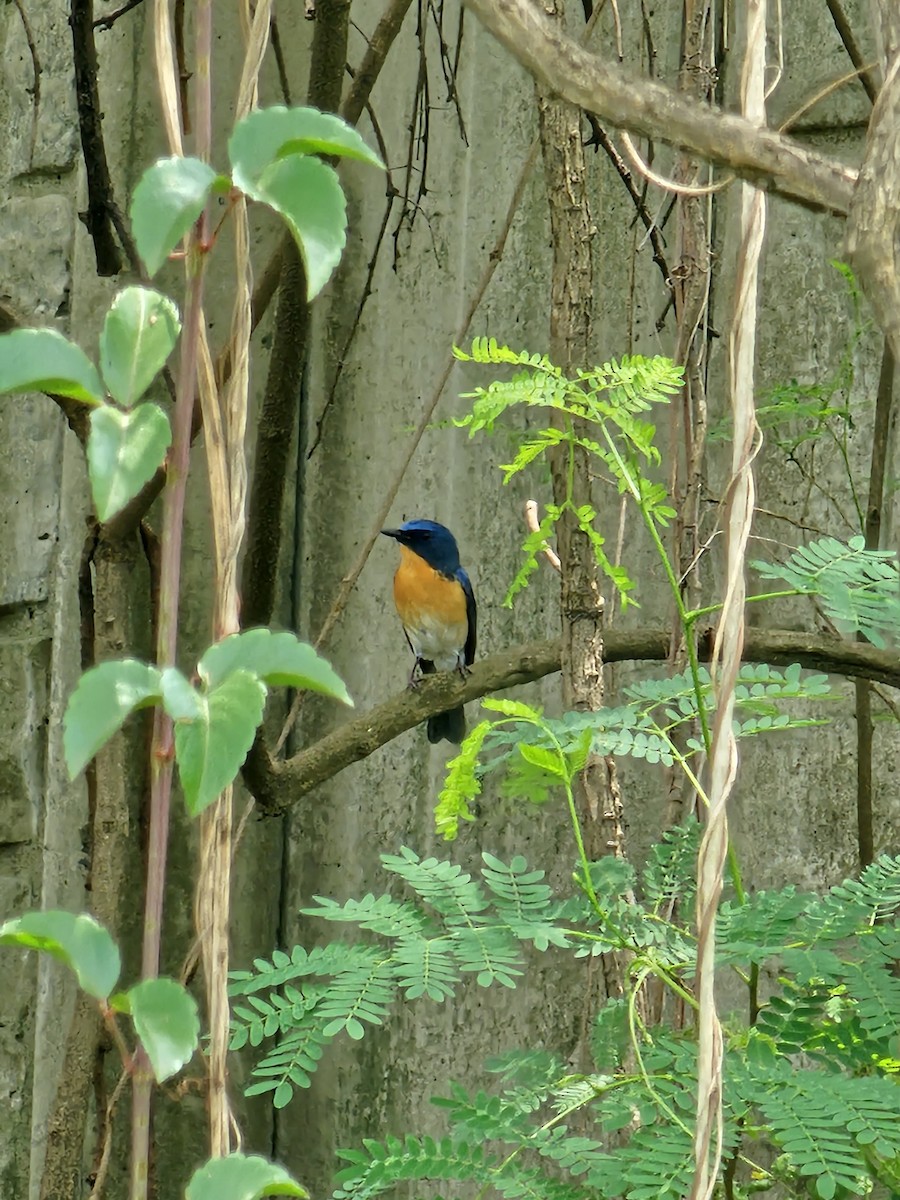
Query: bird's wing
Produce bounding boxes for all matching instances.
[457,566,477,664]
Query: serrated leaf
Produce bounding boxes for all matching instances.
[243,154,346,300]
[185,1153,308,1200]
[130,156,218,275]
[174,669,267,816]
[198,629,352,705]
[99,286,181,407]
[87,403,172,521]
[228,107,382,194]
[0,328,104,404]
[0,911,120,999]
[128,977,200,1081]
[63,659,162,777]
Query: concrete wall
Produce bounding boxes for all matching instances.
[0,0,893,1196]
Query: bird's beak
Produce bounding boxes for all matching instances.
[381,528,400,539]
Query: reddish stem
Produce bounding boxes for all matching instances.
[130,248,206,1200]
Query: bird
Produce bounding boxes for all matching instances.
[381,519,477,745]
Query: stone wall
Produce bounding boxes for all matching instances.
[0,1,891,1196]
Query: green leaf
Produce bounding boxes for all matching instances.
[127,977,200,1082]
[87,403,172,521]
[198,629,352,705]
[0,328,104,404]
[130,156,218,276]
[241,154,346,300]
[0,911,120,1000]
[228,106,383,191]
[518,742,566,779]
[185,1153,308,1200]
[159,667,204,720]
[174,670,267,816]
[63,659,162,777]
[99,286,181,407]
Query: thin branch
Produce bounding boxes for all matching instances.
[247,627,900,813]
[344,0,415,125]
[461,0,857,214]
[71,0,125,274]
[825,0,880,104]
[525,500,561,571]
[270,14,292,103]
[584,116,671,288]
[93,0,147,32]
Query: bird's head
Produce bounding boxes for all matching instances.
[381,519,462,574]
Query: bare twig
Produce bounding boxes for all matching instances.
[87,1069,130,1200]
[270,14,292,103]
[525,500,561,571]
[94,0,147,32]
[71,0,127,274]
[825,0,881,104]
[621,130,734,196]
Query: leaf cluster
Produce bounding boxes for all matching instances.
[0,106,382,524]
[453,339,682,607]
[63,629,351,816]
[322,848,900,1200]
[752,535,900,648]
[230,848,571,1107]
[435,665,831,839]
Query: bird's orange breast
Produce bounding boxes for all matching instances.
[393,546,467,628]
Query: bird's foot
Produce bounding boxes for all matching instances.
[407,659,426,690]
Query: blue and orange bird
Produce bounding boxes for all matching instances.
[381,519,477,745]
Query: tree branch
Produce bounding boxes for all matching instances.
[461,0,857,215]
[243,627,900,813]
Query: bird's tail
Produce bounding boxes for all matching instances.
[427,705,466,745]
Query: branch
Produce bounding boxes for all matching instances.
[243,627,900,813]
[461,0,857,215]
[72,0,143,275]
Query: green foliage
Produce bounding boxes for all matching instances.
[130,155,221,275]
[436,664,831,836]
[0,327,105,404]
[63,638,351,814]
[229,849,570,1107]
[87,402,172,521]
[122,977,200,1082]
[174,669,267,815]
[185,1153,309,1200]
[0,913,200,1082]
[307,845,900,1200]
[752,535,900,647]
[63,659,164,778]
[228,106,383,299]
[0,911,120,1000]
[198,628,353,704]
[454,339,682,608]
[98,286,181,407]
[710,262,868,476]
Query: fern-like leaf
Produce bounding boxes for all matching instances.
[752,535,900,647]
